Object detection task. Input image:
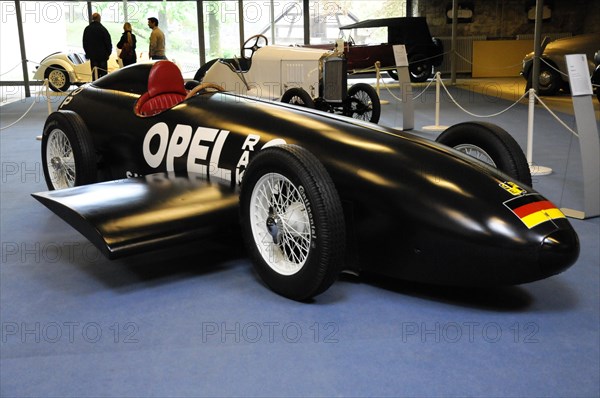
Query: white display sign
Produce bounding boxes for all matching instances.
[565,54,593,96]
[392,45,409,67]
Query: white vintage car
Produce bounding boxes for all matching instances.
[198,35,381,123]
[33,51,121,92]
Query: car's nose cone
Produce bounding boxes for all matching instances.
[539,229,580,276]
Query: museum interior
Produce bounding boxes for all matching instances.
[1,1,599,396]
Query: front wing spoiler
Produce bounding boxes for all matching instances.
[32,173,240,259]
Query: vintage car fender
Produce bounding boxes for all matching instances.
[33,53,78,81]
[34,52,121,91]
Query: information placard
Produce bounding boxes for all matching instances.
[565,54,593,96]
[392,45,409,67]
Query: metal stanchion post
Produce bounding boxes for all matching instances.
[44,79,52,115]
[526,88,552,176]
[422,72,449,131]
[375,61,389,105]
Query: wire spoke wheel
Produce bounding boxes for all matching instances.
[240,145,345,301]
[250,173,311,276]
[345,83,381,123]
[46,129,76,189]
[41,111,98,190]
[348,91,373,121]
[453,144,497,167]
[436,121,532,186]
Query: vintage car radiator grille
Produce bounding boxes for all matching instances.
[322,56,347,103]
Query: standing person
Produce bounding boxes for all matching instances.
[82,12,112,79]
[147,17,166,60]
[116,22,137,67]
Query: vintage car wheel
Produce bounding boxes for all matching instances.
[534,64,561,96]
[42,111,98,190]
[44,65,70,92]
[409,54,432,83]
[387,69,399,80]
[345,83,381,123]
[281,88,315,108]
[240,145,345,301]
[436,122,532,186]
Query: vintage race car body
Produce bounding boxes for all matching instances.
[33,51,121,92]
[200,37,381,123]
[33,62,579,300]
[203,45,325,100]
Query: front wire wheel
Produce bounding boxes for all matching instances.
[345,83,381,123]
[240,145,345,301]
[249,173,311,276]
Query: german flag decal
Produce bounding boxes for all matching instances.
[504,194,566,229]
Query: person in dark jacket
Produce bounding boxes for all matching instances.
[116,22,137,67]
[82,13,112,79]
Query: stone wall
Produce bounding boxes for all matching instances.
[416,0,600,38]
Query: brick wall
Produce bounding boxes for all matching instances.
[416,0,600,38]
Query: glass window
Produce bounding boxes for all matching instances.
[0,2,91,82]
[242,0,274,44]
[308,0,405,44]
[129,1,200,78]
[0,1,22,82]
[202,0,241,61]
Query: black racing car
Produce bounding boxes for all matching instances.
[33,61,579,301]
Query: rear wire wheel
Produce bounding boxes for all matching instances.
[281,88,315,108]
[41,111,97,190]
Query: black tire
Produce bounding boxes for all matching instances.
[387,68,399,80]
[536,63,561,96]
[345,83,381,123]
[193,59,218,82]
[240,145,345,301]
[44,65,70,92]
[408,54,432,83]
[42,111,98,190]
[436,122,532,186]
[281,88,315,108]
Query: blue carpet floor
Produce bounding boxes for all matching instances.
[1,82,599,397]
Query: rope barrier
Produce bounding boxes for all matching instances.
[0,80,49,131]
[412,78,436,100]
[0,61,27,77]
[438,76,529,118]
[533,92,580,138]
